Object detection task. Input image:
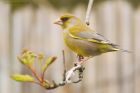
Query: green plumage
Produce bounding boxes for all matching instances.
[63,27,119,57]
[55,14,120,57]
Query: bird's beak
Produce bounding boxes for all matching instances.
[54,19,63,25]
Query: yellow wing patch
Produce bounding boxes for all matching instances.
[69,33,109,44]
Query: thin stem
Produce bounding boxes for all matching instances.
[38,58,45,82]
[41,69,45,83]
[62,50,67,81]
[41,57,57,83]
[85,0,94,25]
[32,81,44,87]
[27,65,42,83]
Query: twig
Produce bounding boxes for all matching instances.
[62,50,67,81]
[41,57,57,83]
[85,0,94,25]
[26,65,42,83]
[41,70,45,83]
[32,81,45,87]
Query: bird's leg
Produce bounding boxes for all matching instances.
[77,55,84,61]
[74,54,85,66]
[76,55,85,69]
[72,55,85,83]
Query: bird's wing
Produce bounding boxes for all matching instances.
[69,31,113,44]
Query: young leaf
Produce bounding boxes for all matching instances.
[38,53,45,61]
[42,57,57,72]
[11,74,34,82]
[18,50,36,65]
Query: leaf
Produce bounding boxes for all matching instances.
[11,74,34,82]
[42,56,57,72]
[38,53,45,60]
[18,50,36,65]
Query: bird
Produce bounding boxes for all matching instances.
[54,14,129,58]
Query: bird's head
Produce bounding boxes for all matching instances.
[54,14,81,29]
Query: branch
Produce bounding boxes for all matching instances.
[64,57,92,83]
[85,0,94,25]
[26,65,42,83]
[65,64,81,83]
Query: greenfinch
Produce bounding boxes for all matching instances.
[54,14,122,57]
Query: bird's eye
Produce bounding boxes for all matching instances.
[61,17,69,22]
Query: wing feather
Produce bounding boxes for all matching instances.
[69,31,113,44]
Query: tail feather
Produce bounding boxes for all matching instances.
[119,49,132,53]
[110,43,132,53]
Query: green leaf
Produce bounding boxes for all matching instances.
[11,74,34,82]
[42,56,57,72]
[18,50,36,65]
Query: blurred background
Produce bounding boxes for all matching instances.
[0,0,140,93]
